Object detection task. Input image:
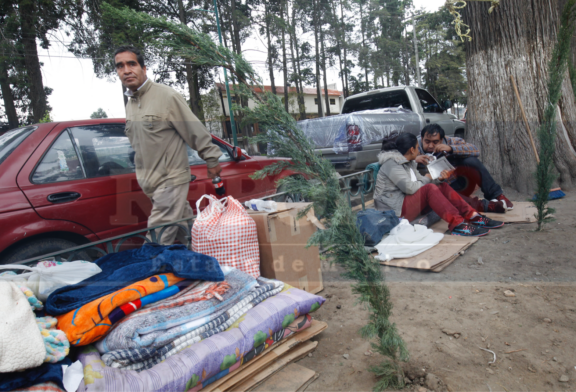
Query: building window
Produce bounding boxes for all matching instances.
[314,98,319,105]
[330,98,336,105]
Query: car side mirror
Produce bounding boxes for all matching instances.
[443,100,452,111]
[232,146,242,162]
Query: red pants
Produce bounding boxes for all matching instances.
[401,183,477,231]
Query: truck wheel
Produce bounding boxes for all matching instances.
[0,238,91,265]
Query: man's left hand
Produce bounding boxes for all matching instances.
[434,144,453,154]
[207,164,223,179]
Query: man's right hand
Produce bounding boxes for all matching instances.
[415,155,431,165]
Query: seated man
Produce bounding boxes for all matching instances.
[416,124,514,211]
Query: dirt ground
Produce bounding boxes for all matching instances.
[297,189,576,391]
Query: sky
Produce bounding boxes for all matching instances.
[36,0,446,121]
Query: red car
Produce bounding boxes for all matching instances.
[0,119,292,264]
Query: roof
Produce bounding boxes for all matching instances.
[215,83,342,97]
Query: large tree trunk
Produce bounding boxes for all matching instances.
[0,61,19,128]
[462,0,576,193]
[19,1,47,123]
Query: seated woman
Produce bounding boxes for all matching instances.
[374,133,503,237]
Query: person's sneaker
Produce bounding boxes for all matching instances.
[451,223,490,237]
[494,194,514,210]
[469,215,505,229]
[486,200,506,213]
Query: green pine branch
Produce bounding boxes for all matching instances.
[102,3,409,388]
[533,0,576,231]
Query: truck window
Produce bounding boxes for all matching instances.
[342,90,412,114]
[415,89,443,113]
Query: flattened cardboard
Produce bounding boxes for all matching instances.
[485,201,537,223]
[251,363,318,392]
[248,203,324,294]
[377,236,478,272]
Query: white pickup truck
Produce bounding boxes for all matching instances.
[298,86,466,173]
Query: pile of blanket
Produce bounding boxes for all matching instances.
[1,242,326,392]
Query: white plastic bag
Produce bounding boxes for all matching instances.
[0,261,102,301]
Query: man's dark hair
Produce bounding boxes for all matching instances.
[114,46,145,68]
[421,124,445,139]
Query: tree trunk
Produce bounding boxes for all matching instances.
[264,4,277,95]
[462,0,576,193]
[359,0,369,88]
[0,61,19,128]
[313,0,323,117]
[280,3,289,113]
[19,1,47,123]
[288,7,306,120]
[178,0,202,119]
[122,83,128,107]
[320,26,331,116]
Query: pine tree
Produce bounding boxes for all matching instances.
[101,4,409,389]
[533,0,576,230]
[90,108,108,119]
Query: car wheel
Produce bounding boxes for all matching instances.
[455,129,465,139]
[0,238,92,265]
[274,183,305,203]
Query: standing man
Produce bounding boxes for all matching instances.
[416,124,514,212]
[114,46,222,245]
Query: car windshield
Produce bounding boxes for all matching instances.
[0,126,36,166]
[342,90,412,114]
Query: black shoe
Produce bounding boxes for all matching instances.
[451,223,490,237]
[470,215,505,229]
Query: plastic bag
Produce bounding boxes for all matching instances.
[356,209,400,247]
[0,261,102,301]
[192,195,260,278]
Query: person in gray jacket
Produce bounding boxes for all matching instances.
[374,133,503,237]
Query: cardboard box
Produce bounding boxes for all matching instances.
[248,203,325,294]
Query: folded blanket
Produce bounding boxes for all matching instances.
[55,273,186,346]
[96,268,257,353]
[0,358,72,391]
[0,282,46,373]
[36,317,70,363]
[46,244,224,316]
[13,381,66,392]
[77,286,325,392]
[102,278,284,370]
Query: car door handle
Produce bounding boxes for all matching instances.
[190,175,197,182]
[47,192,81,204]
[426,119,431,123]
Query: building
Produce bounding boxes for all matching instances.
[205,83,344,151]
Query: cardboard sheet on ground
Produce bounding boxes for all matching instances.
[376,236,478,272]
[485,201,537,223]
[428,201,536,235]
